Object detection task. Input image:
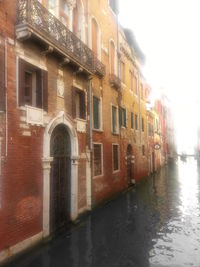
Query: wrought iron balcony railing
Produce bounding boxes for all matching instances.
[109,74,121,89]
[16,0,105,77]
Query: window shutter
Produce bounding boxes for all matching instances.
[80,90,86,119]
[18,58,25,106]
[0,43,5,111]
[42,70,48,111]
[124,109,126,127]
[93,96,99,129]
[119,107,122,126]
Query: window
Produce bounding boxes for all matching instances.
[60,0,69,27]
[91,18,100,58]
[93,96,101,130]
[18,59,48,110]
[142,117,144,132]
[131,112,134,129]
[119,107,126,127]
[135,114,138,130]
[141,84,144,100]
[46,0,57,15]
[112,105,118,134]
[148,123,153,136]
[72,88,86,120]
[129,70,133,91]
[120,61,125,83]
[133,75,137,94]
[142,145,145,156]
[113,144,119,171]
[110,41,115,75]
[93,143,103,176]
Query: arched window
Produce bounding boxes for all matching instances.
[91,18,100,58]
[110,40,115,75]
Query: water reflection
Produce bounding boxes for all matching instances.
[150,158,200,267]
[5,159,200,267]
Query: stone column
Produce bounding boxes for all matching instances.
[71,156,79,221]
[42,157,53,238]
[86,150,92,210]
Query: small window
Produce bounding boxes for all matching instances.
[93,96,101,130]
[142,117,144,132]
[18,59,48,110]
[142,145,145,156]
[72,88,86,120]
[112,105,118,134]
[131,112,134,129]
[120,61,125,83]
[91,18,100,58]
[141,84,143,100]
[93,144,103,176]
[135,114,138,130]
[119,107,126,127]
[110,41,115,75]
[129,70,133,91]
[113,144,119,171]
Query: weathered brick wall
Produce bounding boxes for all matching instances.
[0,0,90,253]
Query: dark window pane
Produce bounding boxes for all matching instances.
[112,106,117,133]
[135,114,138,130]
[113,145,119,171]
[131,112,133,129]
[94,144,102,176]
[93,96,100,129]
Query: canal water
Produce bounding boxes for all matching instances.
[5,158,200,267]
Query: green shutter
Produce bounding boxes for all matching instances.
[131,112,133,128]
[93,96,99,129]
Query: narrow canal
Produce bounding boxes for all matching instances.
[5,159,200,267]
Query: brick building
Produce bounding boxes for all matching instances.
[0,0,169,264]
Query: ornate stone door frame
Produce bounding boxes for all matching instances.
[42,111,79,237]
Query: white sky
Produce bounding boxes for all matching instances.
[119,0,200,153]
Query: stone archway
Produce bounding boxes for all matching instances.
[42,112,79,237]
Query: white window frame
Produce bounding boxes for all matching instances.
[112,143,120,173]
[93,142,103,177]
[111,104,119,134]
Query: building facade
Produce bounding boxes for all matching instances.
[0,0,171,264]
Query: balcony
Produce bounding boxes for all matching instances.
[109,74,121,90]
[16,0,105,77]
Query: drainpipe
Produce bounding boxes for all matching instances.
[88,77,93,209]
[5,38,8,157]
[86,0,93,209]
[138,71,141,145]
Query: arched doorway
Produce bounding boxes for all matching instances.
[50,124,71,232]
[127,145,133,185]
